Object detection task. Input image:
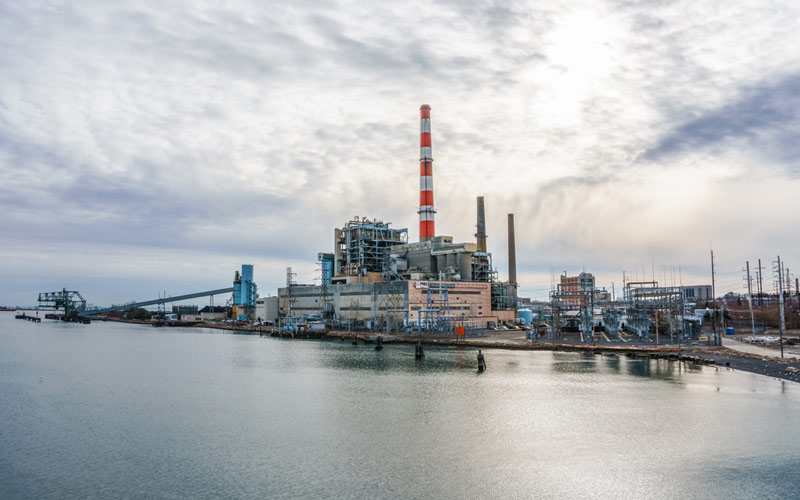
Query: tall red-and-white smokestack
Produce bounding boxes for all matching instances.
[419,104,435,242]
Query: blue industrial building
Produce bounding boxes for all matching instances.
[318,253,334,286]
[233,264,257,320]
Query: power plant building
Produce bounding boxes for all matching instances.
[278,279,513,329]
[277,105,517,330]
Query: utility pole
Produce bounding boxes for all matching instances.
[745,261,756,335]
[286,267,297,319]
[785,268,793,316]
[668,293,674,345]
[775,256,785,358]
[655,308,659,345]
[711,248,718,345]
[622,271,627,301]
[757,259,764,308]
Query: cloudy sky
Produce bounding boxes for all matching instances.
[2,0,799,306]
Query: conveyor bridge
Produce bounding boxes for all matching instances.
[80,287,235,316]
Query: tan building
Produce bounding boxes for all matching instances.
[594,291,611,304]
[407,280,514,327]
[278,280,514,329]
[558,273,595,307]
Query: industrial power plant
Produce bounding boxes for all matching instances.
[274,105,518,334]
[263,104,768,346]
[25,105,797,349]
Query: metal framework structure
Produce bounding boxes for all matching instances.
[336,217,407,275]
[579,303,593,341]
[625,282,684,341]
[424,282,452,332]
[285,267,297,317]
[624,305,650,339]
[38,289,87,322]
[317,256,334,323]
[385,308,410,334]
[548,288,588,338]
[491,282,516,311]
[540,277,701,343]
[602,308,622,339]
[549,302,562,340]
[471,252,494,283]
[81,288,236,317]
[379,290,406,332]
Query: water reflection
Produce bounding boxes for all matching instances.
[550,352,598,374]
[625,358,687,381]
[453,347,467,370]
[2,312,799,500]
[229,342,258,368]
[626,358,651,378]
[684,362,703,373]
[319,344,483,373]
[601,354,621,373]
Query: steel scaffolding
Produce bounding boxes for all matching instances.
[471,252,494,283]
[337,217,408,275]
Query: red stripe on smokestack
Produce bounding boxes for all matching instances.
[419,104,435,242]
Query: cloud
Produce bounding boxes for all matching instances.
[1,0,800,304]
[645,73,800,167]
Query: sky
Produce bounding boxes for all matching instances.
[1,0,799,307]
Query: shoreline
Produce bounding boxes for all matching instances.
[88,316,800,383]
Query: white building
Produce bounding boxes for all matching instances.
[681,285,713,302]
[256,296,279,324]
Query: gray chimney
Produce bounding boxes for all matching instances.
[507,213,517,286]
[476,196,487,252]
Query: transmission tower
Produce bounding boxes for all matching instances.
[286,267,297,317]
[773,256,786,357]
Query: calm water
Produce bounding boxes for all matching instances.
[1,311,799,500]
